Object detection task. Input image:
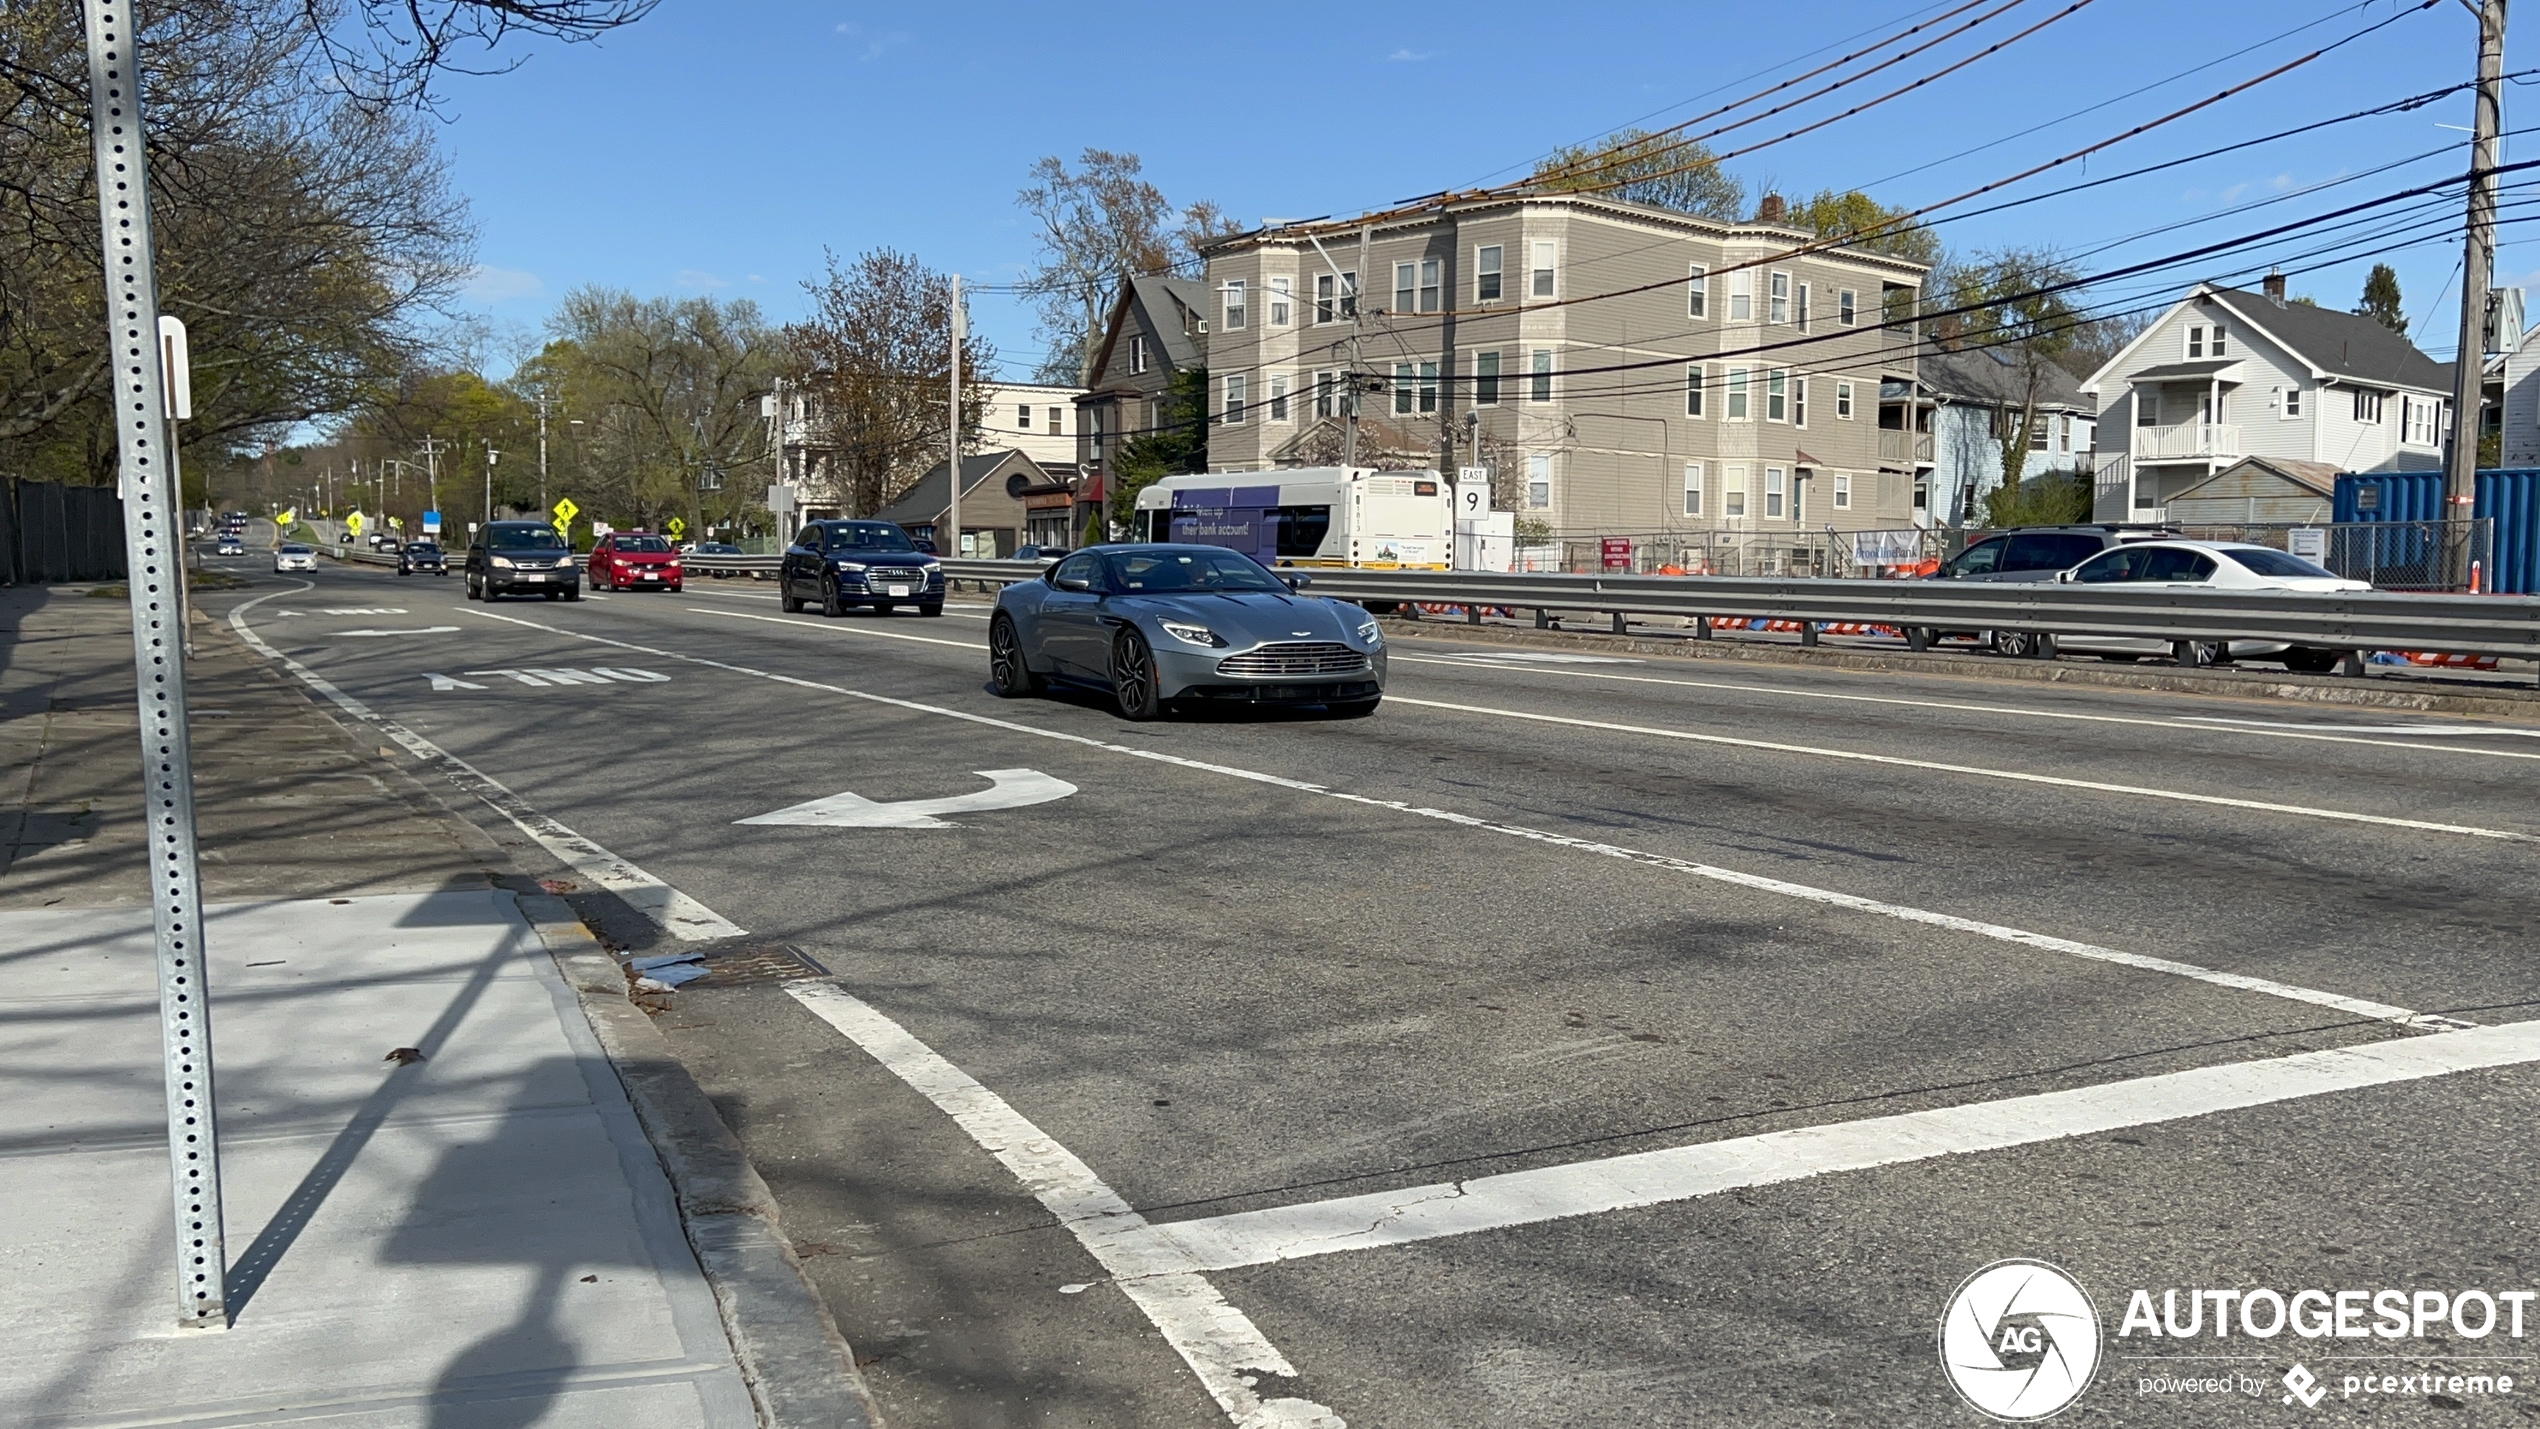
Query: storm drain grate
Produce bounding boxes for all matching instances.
[698,942,831,985]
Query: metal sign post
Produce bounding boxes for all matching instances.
[82,0,227,1330]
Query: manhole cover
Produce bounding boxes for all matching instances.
[699,943,830,985]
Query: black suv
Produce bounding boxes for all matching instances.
[781,519,944,617]
[464,520,580,601]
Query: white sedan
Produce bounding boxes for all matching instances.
[272,543,318,573]
[2050,540,2368,672]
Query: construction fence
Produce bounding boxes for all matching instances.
[3,480,128,584]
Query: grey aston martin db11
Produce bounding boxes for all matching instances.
[988,545,1385,720]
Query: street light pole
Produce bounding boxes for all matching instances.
[948,272,962,556]
[2446,0,2508,587]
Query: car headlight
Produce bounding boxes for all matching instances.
[921,561,942,574]
[1354,618,1383,647]
[833,561,866,573]
[491,555,516,569]
[1159,620,1225,647]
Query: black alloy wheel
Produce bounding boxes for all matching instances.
[821,576,846,618]
[989,615,1040,697]
[919,602,943,617]
[781,577,805,614]
[1111,628,1162,721]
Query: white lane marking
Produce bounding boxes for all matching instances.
[1430,651,1643,665]
[683,606,984,650]
[322,607,408,614]
[785,982,1344,1429]
[1134,1017,2540,1275]
[2180,715,2540,739]
[334,626,462,636]
[226,587,744,941]
[1382,694,2539,845]
[737,768,1075,829]
[425,673,488,691]
[1388,654,2540,762]
[464,607,2461,1028]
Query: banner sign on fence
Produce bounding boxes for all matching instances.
[1851,529,1926,567]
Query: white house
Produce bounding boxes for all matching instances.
[1916,346,2097,527]
[2080,275,2452,520]
[971,380,1088,470]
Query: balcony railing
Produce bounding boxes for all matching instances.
[2134,421,2239,461]
[1876,429,1933,464]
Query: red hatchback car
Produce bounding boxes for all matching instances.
[589,532,684,592]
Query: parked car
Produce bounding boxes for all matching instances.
[588,531,684,592]
[398,540,446,576]
[781,520,943,616]
[464,520,580,601]
[692,541,742,555]
[273,543,317,573]
[1926,525,2178,655]
[988,544,1384,721]
[215,534,244,556]
[2044,539,2370,671]
[1014,544,1069,566]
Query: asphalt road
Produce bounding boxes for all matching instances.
[199,551,2540,1428]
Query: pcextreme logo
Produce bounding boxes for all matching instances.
[1939,1260,2103,1421]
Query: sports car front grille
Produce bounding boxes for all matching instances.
[1216,642,1371,677]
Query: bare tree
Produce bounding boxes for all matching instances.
[295,0,658,109]
[1531,129,1745,220]
[1017,150,1232,385]
[787,248,995,518]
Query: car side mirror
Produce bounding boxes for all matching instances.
[1283,572,1312,590]
[1054,574,1091,592]
[2056,570,2074,583]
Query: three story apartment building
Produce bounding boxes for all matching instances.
[1196,193,1931,548]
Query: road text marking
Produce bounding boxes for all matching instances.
[738,769,1075,829]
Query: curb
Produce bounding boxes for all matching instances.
[520,893,882,1429]
[1384,617,2540,719]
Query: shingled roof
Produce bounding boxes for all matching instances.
[2203,286,2452,393]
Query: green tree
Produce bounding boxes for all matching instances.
[1788,189,1944,268]
[1530,129,1745,220]
[1107,367,1209,528]
[1940,249,2083,491]
[1982,470,2093,527]
[2357,263,2407,336]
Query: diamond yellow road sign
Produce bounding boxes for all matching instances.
[346,511,365,536]
[666,516,686,539]
[552,497,579,531]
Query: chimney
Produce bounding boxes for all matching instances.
[1757,192,1787,225]
[2263,270,2287,306]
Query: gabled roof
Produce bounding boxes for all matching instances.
[1918,347,2090,410]
[2168,455,2341,504]
[1084,274,1211,389]
[876,449,1044,524]
[2082,283,2454,398]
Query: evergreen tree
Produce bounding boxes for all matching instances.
[2357,264,2407,337]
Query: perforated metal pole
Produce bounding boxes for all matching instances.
[948,273,962,555]
[83,0,226,1331]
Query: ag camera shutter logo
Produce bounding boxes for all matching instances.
[1939,1260,2103,1420]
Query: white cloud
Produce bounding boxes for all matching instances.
[461,265,545,303]
[675,268,732,290]
[833,20,908,61]
[1387,48,1432,62]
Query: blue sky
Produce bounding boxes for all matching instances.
[433,0,2531,375]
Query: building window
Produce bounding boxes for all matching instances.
[1341,270,1357,317]
[1268,278,1291,326]
[1395,262,1416,315]
[1526,453,1552,509]
[1269,374,1291,422]
[1685,363,1706,418]
[1474,350,1502,406]
[2405,395,2437,445]
[1089,406,1106,460]
[2186,325,2204,359]
[2281,385,2303,418]
[1683,462,1704,516]
[1017,404,1032,430]
[1769,271,1790,324]
[2353,389,2383,424]
[1224,280,1246,330]
[1833,472,1852,509]
[2029,417,2050,451]
[1729,270,1753,321]
[1048,406,1063,435]
[1477,245,1503,302]
[1394,362,1414,414]
[1418,361,1438,414]
[1314,370,1337,419]
[1727,367,1750,420]
[1531,241,1557,298]
[1315,274,1336,324]
[1914,479,1929,511]
[1130,334,1150,374]
[1836,380,1854,419]
[1529,349,1554,403]
[1766,369,1787,423]
[1688,264,1708,318]
[2212,323,2228,358]
[1765,466,1787,519]
[1420,259,1441,313]
[2137,392,2160,427]
[1224,374,1246,425]
[1839,289,1857,326]
[1725,465,1747,517]
[1792,375,1807,428]
[1796,283,1810,332]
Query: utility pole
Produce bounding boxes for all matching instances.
[421,434,444,535]
[948,272,963,556]
[2448,0,2508,587]
[484,448,499,526]
[536,395,550,515]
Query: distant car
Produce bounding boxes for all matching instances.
[398,540,446,576]
[215,534,244,556]
[989,544,1384,721]
[368,532,394,548]
[588,531,684,592]
[1925,525,2179,656]
[692,541,741,555]
[2045,540,2370,671]
[781,520,943,616]
[463,520,580,601]
[1013,544,1069,566]
[273,543,317,573]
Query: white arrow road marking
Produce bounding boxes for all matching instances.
[739,769,1076,829]
[336,626,461,636]
[425,673,489,691]
[324,607,408,614]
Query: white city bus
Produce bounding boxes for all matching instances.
[1128,467,1451,569]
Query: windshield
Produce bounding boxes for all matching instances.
[2228,548,2338,579]
[821,523,915,552]
[279,544,309,553]
[1103,547,1287,594]
[488,526,566,550]
[408,542,438,553]
[612,535,673,553]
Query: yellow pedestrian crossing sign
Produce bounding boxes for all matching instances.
[552,497,579,534]
[666,517,686,539]
[346,511,365,536]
